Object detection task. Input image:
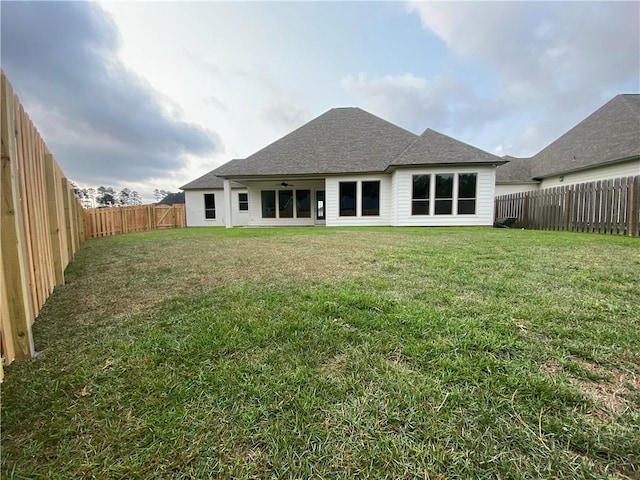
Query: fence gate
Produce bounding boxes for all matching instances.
[155,205,175,228]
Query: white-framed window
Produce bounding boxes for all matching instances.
[411,173,477,215]
[204,193,216,219]
[261,189,312,219]
[238,192,248,211]
[457,173,477,215]
[339,180,381,217]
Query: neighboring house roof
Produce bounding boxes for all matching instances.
[180,167,246,190]
[391,129,507,167]
[212,107,418,177]
[156,192,185,205]
[496,156,540,184]
[531,94,640,179]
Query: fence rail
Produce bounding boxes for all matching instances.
[1,71,87,378]
[85,204,186,238]
[495,176,640,236]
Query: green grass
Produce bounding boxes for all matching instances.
[2,227,639,479]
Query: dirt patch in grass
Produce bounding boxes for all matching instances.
[570,359,639,416]
[544,358,639,417]
[321,353,349,379]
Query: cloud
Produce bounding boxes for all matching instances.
[342,72,505,135]
[407,2,639,108]
[345,2,639,156]
[0,1,219,187]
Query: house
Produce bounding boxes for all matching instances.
[181,169,249,227]
[156,191,185,206]
[496,94,640,192]
[181,107,507,227]
[495,156,540,196]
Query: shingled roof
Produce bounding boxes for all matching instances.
[212,107,418,176]
[496,156,539,184]
[180,166,246,190]
[391,129,506,167]
[531,94,640,179]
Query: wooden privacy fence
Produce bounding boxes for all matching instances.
[1,72,87,378]
[86,203,186,238]
[495,175,640,236]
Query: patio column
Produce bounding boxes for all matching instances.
[223,179,233,228]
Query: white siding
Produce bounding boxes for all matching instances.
[184,189,249,227]
[539,159,640,189]
[325,175,393,226]
[244,180,325,226]
[495,183,540,196]
[394,166,497,227]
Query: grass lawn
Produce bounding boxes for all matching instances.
[1,227,639,479]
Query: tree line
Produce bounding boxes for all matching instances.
[70,183,175,209]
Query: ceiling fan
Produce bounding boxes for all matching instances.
[279,181,294,187]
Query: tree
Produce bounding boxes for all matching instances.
[117,188,143,206]
[118,188,132,206]
[153,189,170,202]
[130,191,142,205]
[96,186,117,207]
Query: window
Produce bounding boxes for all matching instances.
[435,174,453,215]
[204,193,216,219]
[261,189,313,219]
[261,190,276,218]
[411,175,430,215]
[457,173,477,215]
[279,190,294,218]
[411,173,478,216]
[238,192,248,211]
[339,182,357,216]
[296,190,311,218]
[362,181,380,216]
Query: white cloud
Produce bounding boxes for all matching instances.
[353,1,640,156]
[344,73,466,132]
[407,1,640,105]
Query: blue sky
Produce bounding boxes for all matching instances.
[1,1,638,202]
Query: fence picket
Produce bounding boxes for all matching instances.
[84,204,186,238]
[495,175,640,237]
[1,72,85,371]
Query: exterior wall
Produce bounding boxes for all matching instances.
[539,158,640,189]
[495,183,540,196]
[244,180,326,226]
[325,174,393,226]
[184,189,249,227]
[394,166,497,226]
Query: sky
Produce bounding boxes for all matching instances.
[1,1,639,203]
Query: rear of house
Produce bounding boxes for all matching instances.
[182,108,506,228]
